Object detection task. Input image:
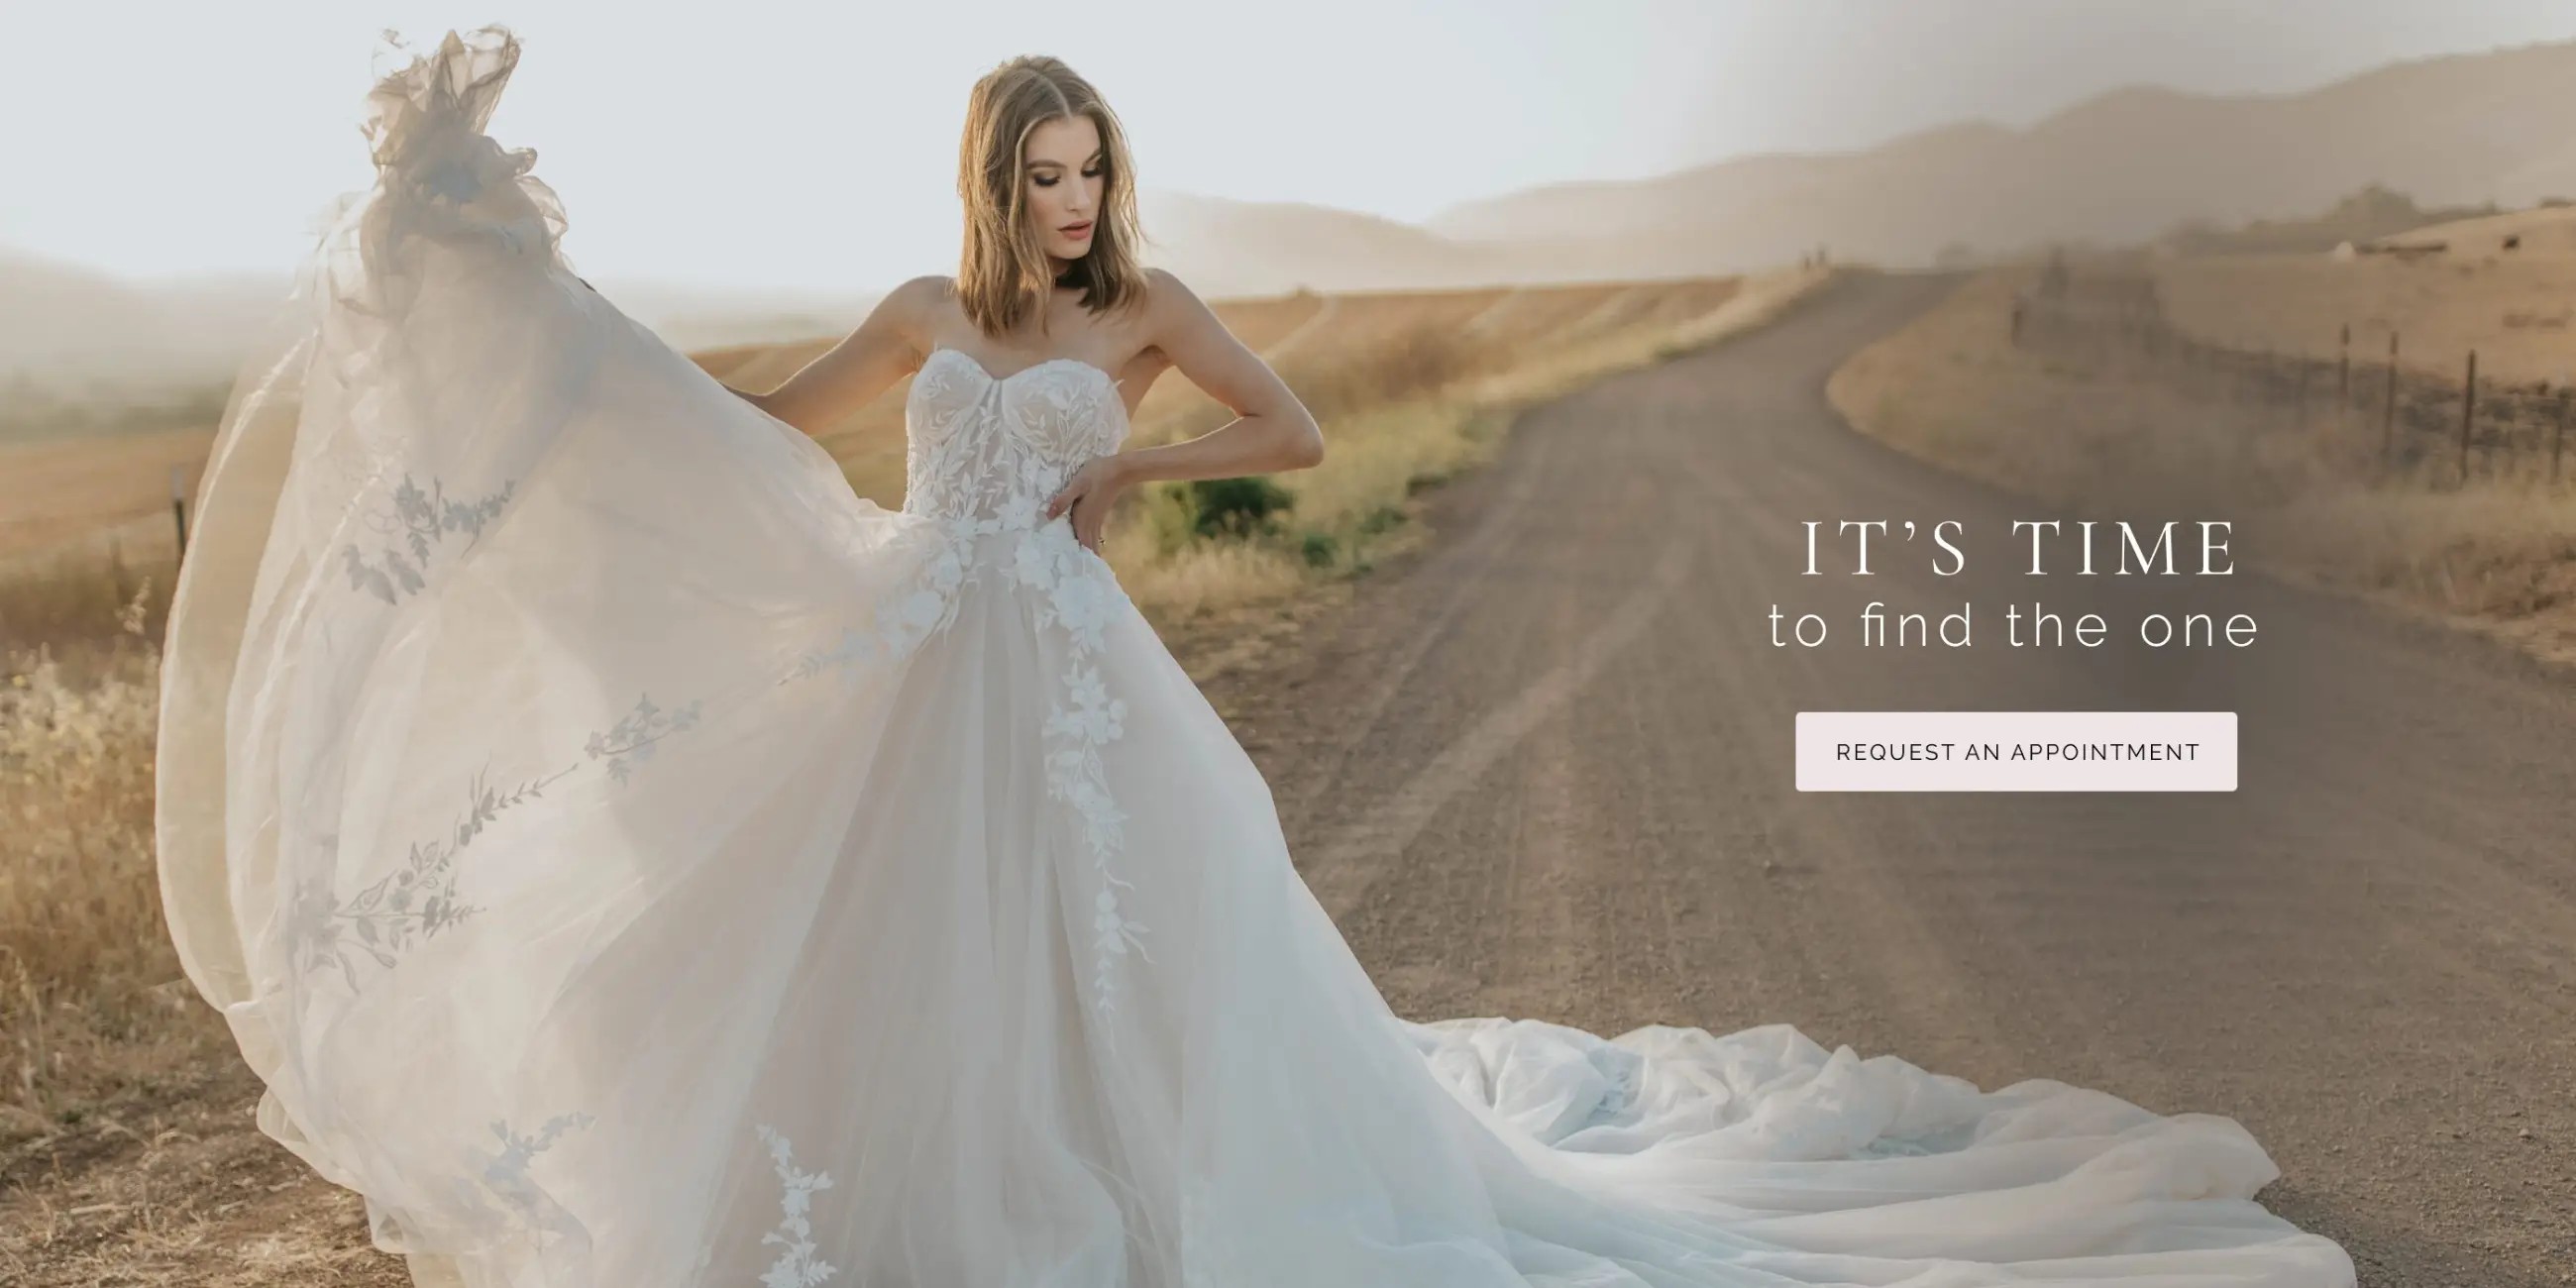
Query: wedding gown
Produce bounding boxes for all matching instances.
[155,28,2355,1288]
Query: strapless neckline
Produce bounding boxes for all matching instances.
[924,345,1122,393]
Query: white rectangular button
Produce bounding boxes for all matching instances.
[1796,711,2236,792]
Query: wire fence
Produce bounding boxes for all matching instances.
[2009,268,2574,488]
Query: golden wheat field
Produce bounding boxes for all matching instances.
[0,268,1836,1283]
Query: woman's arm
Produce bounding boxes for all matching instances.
[1041,268,1323,551]
[726,275,945,437]
[1108,268,1326,483]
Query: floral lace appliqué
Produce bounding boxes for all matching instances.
[794,350,1151,1023]
[754,1125,838,1287]
[473,1111,594,1245]
[786,526,976,685]
[1017,527,1152,1024]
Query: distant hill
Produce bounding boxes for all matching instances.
[0,250,288,395]
[2152,184,2504,256]
[1423,40,2576,272]
[1134,191,1480,296]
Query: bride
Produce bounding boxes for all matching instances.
[155,27,2354,1288]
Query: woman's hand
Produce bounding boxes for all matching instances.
[1044,454,1128,554]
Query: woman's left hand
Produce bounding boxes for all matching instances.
[1044,454,1128,554]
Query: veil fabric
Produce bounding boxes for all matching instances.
[156,27,2355,1288]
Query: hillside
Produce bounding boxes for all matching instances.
[1427,40,2576,272]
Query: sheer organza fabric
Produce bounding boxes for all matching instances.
[155,27,2354,1288]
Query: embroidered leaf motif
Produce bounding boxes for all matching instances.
[295,681,708,989]
[343,473,515,603]
[586,692,703,785]
[293,763,575,988]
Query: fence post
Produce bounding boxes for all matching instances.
[2555,378,2568,484]
[169,465,189,563]
[2338,323,2350,406]
[2382,332,2400,466]
[2458,350,2477,484]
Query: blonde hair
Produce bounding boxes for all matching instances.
[955,55,1148,338]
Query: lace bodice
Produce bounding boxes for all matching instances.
[903,347,1131,530]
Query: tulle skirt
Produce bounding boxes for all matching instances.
[154,26,2356,1288]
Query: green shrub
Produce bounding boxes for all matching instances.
[1299,530,1339,568]
[1140,481,1204,558]
[1186,476,1295,539]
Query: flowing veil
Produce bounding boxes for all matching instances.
[157,26,2356,1288]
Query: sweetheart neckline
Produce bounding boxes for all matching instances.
[923,346,1121,391]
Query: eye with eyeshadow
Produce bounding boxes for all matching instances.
[1033,161,1104,188]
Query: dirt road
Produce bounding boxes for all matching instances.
[1207,270,2576,1287]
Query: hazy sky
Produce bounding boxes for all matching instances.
[9,0,2576,294]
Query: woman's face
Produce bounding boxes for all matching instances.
[1022,114,1103,268]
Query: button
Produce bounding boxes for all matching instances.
[1796,711,2236,792]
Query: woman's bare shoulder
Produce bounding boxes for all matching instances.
[889,273,955,320]
[1136,267,1221,334]
[853,274,956,351]
[1138,265,1195,306]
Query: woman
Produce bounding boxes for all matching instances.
[156,27,2354,1288]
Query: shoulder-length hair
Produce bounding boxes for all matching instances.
[955,55,1149,339]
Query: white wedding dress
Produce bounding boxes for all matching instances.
[156,28,2354,1288]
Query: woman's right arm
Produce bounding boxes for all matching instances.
[728,274,945,437]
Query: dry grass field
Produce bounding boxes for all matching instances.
[0,429,207,571]
[2153,254,2576,389]
[1827,266,2576,674]
[0,266,1831,1284]
[2140,205,2576,389]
